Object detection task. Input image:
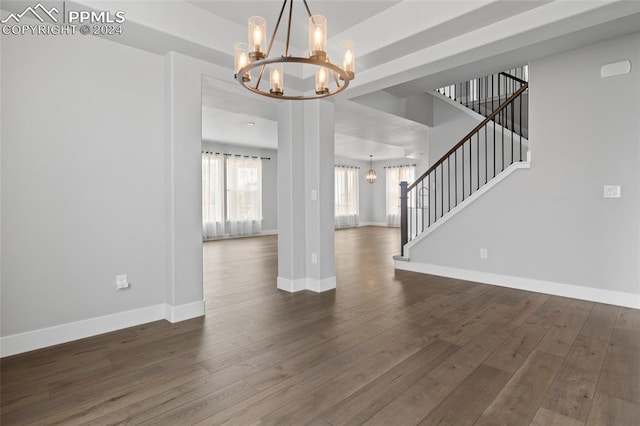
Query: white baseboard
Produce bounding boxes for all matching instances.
[358,222,393,227]
[164,300,206,323]
[395,260,640,309]
[277,276,337,293]
[0,301,205,358]
[203,229,278,241]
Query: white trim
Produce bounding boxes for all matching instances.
[164,300,206,323]
[306,277,337,293]
[404,161,530,258]
[203,229,277,241]
[395,260,640,309]
[277,276,337,293]
[277,277,307,292]
[358,222,392,227]
[0,301,205,358]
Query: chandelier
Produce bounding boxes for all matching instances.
[366,155,377,184]
[233,0,355,100]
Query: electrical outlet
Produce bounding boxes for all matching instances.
[116,274,130,290]
[603,185,621,198]
[311,253,317,264]
[480,248,488,259]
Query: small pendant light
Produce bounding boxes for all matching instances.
[366,155,377,184]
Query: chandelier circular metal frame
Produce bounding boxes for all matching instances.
[233,0,355,101]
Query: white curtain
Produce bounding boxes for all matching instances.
[202,152,224,239]
[386,165,415,227]
[226,156,262,236]
[334,166,359,228]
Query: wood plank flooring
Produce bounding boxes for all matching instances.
[1,226,639,425]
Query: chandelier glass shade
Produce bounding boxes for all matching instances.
[366,155,377,184]
[234,0,355,100]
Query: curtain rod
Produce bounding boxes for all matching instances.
[202,151,271,160]
[383,164,416,169]
[335,164,360,169]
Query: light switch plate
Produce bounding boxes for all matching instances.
[116,274,129,289]
[603,185,621,198]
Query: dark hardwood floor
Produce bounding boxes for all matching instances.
[1,226,639,425]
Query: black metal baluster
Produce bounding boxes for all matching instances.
[462,142,465,200]
[447,157,451,213]
[520,87,523,161]
[440,165,444,218]
[466,80,469,108]
[494,74,497,178]
[434,167,437,222]
[407,187,411,239]
[501,83,505,172]
[421,180,425,233]
[511,98,514,165]
[427,174,431,227]
[455,150,458,207]
[469,138,472,195]
[415,187,420,236]
[484,122,488,184]
[476,132,480,190]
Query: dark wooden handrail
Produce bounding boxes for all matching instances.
[408,81,528,191]
[499,72,527,85]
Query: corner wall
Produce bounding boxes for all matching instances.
[1,26,167,347]
[402,33,640,307]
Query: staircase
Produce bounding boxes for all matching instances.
[399,67,529,257]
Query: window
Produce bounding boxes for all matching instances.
[386,165,415,227]
[202,153,224,239]
[202,152,263,239]
[334,166,359,228]
[226,156,262,235]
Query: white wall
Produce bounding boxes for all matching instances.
[405,33,640,303]
[202,141,278,232]
[1,27,166,336]
[368,157,429,225]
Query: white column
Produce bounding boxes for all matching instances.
[277,100,336,292]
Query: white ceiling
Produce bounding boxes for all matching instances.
[39,0,640,161]
[202,75,427,160]
[188,1,401,52]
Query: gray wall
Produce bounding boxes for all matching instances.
[409,33,640,296]
[1,26,166,335]
[368,157,430,225]
[202,141,278,232]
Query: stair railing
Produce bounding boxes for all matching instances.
[400,79,529,256]
[437,67,528,138]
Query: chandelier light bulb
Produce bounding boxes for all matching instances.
[341,41,355,80]
[234,42,251,82]
[315,68,329,95]
[309,15,327,59]
[270,65,284,95]
[314,27,322,50]
[248,16,266,61]
[343,49,353,69]
[253,27,262,51]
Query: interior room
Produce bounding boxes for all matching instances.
[1,1,639,424]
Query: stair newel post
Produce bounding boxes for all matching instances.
[400,181,409,257]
